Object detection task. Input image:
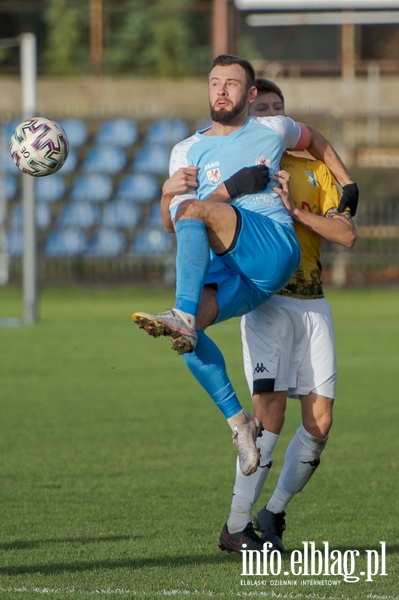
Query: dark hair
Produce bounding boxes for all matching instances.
[254,77,285,106]
[211,54,255,89]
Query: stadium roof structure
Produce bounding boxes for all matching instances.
[233,0,399,27]
[212,0,399,76]
[234,0,399,9]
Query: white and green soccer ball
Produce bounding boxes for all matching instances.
[9,116,69,177]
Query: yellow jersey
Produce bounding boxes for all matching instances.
[278,153,340,299]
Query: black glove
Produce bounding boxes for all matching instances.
[224,165,270,198]
[338,183,359,217]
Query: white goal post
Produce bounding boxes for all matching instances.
[0,33,37,324]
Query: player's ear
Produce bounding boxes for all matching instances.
[248,86,258,104]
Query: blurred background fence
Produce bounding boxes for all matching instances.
[1,0,399,289]
[1,106,399,287]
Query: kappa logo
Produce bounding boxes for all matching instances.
[300,458,321,469]
[259,460,272,470]
[254,362,269,374]
[207,167,222,186]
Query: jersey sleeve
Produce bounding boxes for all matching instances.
[315,161,341,214]
[290,123,311,151]
[258,115,309,151]
[168,138,198,219]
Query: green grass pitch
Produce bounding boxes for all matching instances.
[0,284,398,600]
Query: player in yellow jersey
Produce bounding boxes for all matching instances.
[219,78,357,553]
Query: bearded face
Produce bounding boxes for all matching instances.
[210,91,248,124]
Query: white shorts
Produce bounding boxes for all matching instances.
[241,294,337,399]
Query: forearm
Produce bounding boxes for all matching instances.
[160,193,175,232]
[292,207,356,248]
[306,126,354,187]
[160,166,200,231]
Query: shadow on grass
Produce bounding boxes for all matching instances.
[0,552,237,576]
[1,545,399,576]
[0,535,134,551]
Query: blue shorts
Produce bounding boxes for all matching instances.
[204,207,300,324]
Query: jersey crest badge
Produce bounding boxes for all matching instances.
[206,167,222,186]
[256,156,271,167]
[306,170,317,186]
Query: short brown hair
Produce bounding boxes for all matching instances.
[211,54,256,89]
[254,77,285,106]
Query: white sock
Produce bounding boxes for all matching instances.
[227,409,247,430]
[266,423,328,514]
[227,430,279,533]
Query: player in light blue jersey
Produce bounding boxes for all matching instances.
[132,55,356,478]
[168,113,307,227]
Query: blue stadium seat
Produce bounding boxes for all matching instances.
[131,227,174,256]
[6,174,18,201]
[86,228,126,257]
[8,204,23,229]
[96,119,138,147]
[70,174,113,203]
[115,173,159,204]
[6,149,20,174]
[82,145,126,174]
[4,119,20,141]
[145,118,189,145]
[60,146,78,175]
[36,174,66,203]
[44,229,87,257]
[58,118,89,147]
[57,201,101,229]
[6,230,23,257]
[132,145,170,175]
[102,199,140,229]
[9,202,52,230]
[36,203,52,229]
[146,204,163,227]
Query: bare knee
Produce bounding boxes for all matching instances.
[301,393,334,438]
[305,415,333,439]
[175,199,204,221]
[196,287,218,329]
[252,391,287,435]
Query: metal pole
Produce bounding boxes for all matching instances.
[20,33,38,324]
[341,21,356,79]
[367,62,380,147]
[0,119,9,285]
[90,0,103,76]
[212,0,229,57]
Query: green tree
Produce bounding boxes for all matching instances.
[0,0,211,77]
[107,0,210,77]
[43,0,89,75]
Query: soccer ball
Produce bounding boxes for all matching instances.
[9,117,69,177]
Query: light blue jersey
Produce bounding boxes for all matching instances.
[169,115,303,226]
[159,115,305,422]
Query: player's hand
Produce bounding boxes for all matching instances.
[338,183,359,216]
[224,165,270,198]
[271,170,295,215]
[162,167,199,197]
